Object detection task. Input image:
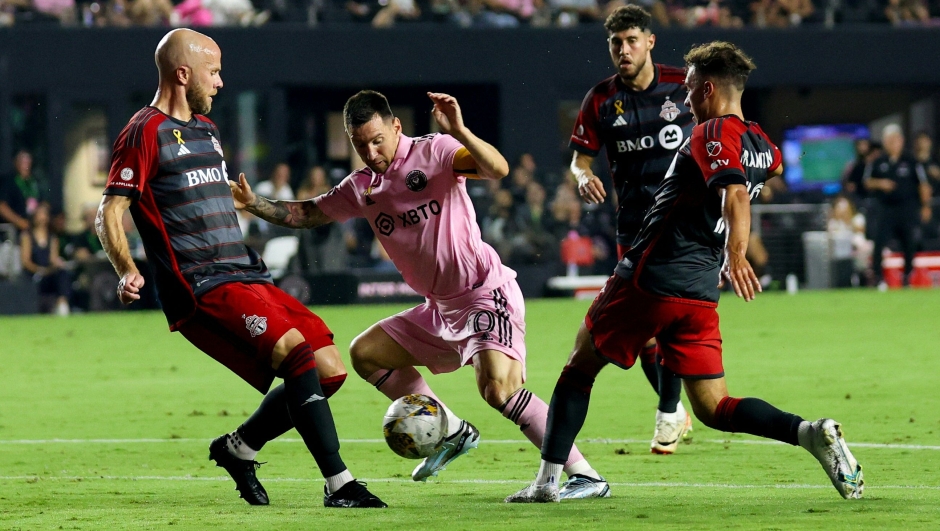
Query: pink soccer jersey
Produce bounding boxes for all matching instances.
[314,133,515,299]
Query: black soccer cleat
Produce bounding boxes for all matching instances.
[323,480,388,508]
[208,434,270,505]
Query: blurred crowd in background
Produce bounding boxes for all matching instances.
[2,0,940,29]
[4,123,940,314]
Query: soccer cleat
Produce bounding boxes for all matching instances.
[559,474,611,500]
[504,481,560,503]
[208,434,269,505]
[323,480,388,508]
[651,408,692,454]
[411,420,480,481]
[801,418,864,499]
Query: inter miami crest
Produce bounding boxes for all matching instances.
[405,170,428,192]
[242,314,268,338]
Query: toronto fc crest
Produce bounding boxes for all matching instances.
[660,98,680,123]
[243,314,268,337]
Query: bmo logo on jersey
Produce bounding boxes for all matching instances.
[185,161,230,187]
[374,200,442,236]
[615,125,684,153]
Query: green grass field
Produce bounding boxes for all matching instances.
[1,289,939,530]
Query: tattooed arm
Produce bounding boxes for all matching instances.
[229,173,333,229]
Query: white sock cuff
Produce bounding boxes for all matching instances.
[535,460,563,486]
[325,469,355,494]
[441,405,463,438]
[227,431,258,461]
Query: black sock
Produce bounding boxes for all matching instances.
[542,365,596,464]
[657,358,682,414]
[237,384,293,452]
[278,343,347,477]
[715,396,804,446]
[639,343,661,395]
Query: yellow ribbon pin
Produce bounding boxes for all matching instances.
[173,129,185,145]
[614,100,625,115]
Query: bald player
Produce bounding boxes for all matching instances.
[96,29,386,509]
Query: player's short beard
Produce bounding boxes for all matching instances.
[187,83,212,115]
[620,55,647,81]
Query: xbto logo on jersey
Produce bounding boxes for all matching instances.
[374,200,443,236]
[406,170,428,192]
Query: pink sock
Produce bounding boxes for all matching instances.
[500,388,587,472]
[366,367,441,402]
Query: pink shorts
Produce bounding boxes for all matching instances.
[379,280,528,378]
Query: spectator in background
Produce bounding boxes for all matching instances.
[482,188,516,260]
[506,154,536,208]
[842,138,877,199]
[864,124,932,288]
[827,195,873,285]
[884,0,929,24]
[549,0,600,26]
[33,0,75,23]
[371,0,421,26]
[296,166,348,273]
[511,181,557,264]
[252,163,295,237]
[913,131,940,196]
[476,0,535,26]
[20,202,70,315]
[297,165,332,199]
[68,204,105,262]
[0,150,42,232]
[775,0,815,25]
[254,162,295,200]
[130,0,173,26]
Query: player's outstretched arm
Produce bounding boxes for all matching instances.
[96,195,144,305]
[571,151,606,204]
[719,184,761,302]
[428,92,509,180]
[229,172,333,229]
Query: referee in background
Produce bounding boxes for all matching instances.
[864,124,933,288]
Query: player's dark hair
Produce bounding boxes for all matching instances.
[685,41,756,91]
[344,90,394,130]
[604,5,652,34]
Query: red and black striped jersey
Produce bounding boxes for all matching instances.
[570,65,694,245]
[104,107,271,329]
[617,115,781,303]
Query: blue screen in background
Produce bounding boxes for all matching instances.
[782,124,869,194]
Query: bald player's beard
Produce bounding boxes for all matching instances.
[187,83,212,115]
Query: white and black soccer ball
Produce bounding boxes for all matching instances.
[383,394,448,459]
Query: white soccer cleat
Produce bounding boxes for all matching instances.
[651,407,692,454]
[801,418,864,499]
[411,420,480,482]
[559,474,611,500]
[504,481,560,503]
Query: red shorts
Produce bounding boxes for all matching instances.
[585,274,724,379]
[178,282,334,393]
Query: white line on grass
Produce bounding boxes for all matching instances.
[1,475,937,490]
[1,437,937,451]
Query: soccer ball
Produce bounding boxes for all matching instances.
[383,394,448,459]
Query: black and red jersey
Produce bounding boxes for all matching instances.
[618,115,782,303]
[570,65,694,246]
[104,107,271,329]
